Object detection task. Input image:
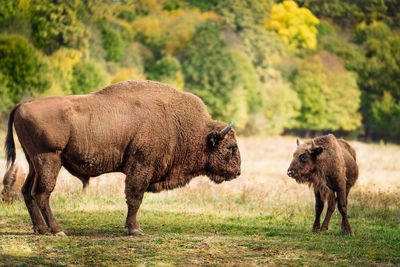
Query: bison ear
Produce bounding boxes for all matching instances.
[207,131,222,149]
[311,146,323,157]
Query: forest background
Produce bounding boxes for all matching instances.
[0,0,399,142]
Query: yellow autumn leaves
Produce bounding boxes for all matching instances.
[265,1,319,50]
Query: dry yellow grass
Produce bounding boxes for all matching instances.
[1,136,399,212]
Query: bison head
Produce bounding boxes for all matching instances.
[287,139,323,184]
[206,122,241,183]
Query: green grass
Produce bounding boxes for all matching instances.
[1,136,400,266]
[1,189,399,266]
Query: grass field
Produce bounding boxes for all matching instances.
[1,135,399,266]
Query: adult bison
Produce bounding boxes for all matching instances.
[5,80,241,236]
[287,134,358,236]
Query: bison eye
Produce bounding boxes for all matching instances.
[299,154,308,163]
[227,145,237,153]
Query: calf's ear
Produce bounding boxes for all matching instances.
[310,139,323,157]
[311,146,323,157]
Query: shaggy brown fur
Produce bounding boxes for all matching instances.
[1,161,26,203]
[287,134,358,236]
[5,80,241,236]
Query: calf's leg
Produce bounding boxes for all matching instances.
[337,186,353,236]
[321,190,336,232]
[312,190,324,233]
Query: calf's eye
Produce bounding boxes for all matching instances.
[299,154,308,163]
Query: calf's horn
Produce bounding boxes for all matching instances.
[296,139,300,146]
[311,139,315,149]
[219,121,234,138]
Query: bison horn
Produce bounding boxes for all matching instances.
[296,139,300,146]
[311,139,315,149]
[219,121,234,138]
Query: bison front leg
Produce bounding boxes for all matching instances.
[337,187,353,236]
[312,190,324,233]
[320,190,336,233]
[124,169,151,236]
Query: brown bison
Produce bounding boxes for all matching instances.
[1,161,26,203]
[5,80,241,236]
[287,134,358,236]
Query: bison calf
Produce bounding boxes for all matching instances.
[287,134,358,236]
[1,161,26,203]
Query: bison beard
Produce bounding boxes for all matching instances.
[287,134,358,236]
[4,80,241,236]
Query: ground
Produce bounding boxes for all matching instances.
[0,136,399,266]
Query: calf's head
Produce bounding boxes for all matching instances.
[206,122,241,183]
[287,139,323,184]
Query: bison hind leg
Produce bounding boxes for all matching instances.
[21,164,49,234]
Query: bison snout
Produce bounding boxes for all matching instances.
[287,169,295,177]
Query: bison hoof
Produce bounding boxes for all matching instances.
[312,225,320,233]
[320,227,328,233]
[344,231,354,237]
[54,231,67,237]
[33,225,49,235]
[128,229,144,236]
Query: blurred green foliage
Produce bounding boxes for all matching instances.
[0,0,399,140]
[147,55,184,90]
[183,24,249,129]
[371,92,400,139]
[215,0,273,31]
[70,61,107,94]
[0,34,51,106]
[101,23,125,62]
[29,0,87,54]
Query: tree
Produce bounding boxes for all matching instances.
[353,21,400,137]
[132,7,217,57]
[47,48,83,94]
[239,26,287,82]
[29,0,87,54]
[183,24,249,130]
[215,0,273,32]
[229,49,265,113]
[147,55,184,90]
[101,23,125,62]
[0,1,18,25]
[0,72,13,116]
[0,34,51,103]
[295,0,400,28]
[291,54,361,131]
[263,77,300,135]
[371,91,400,139]
[265,1,319,50]
[70,61,107,95]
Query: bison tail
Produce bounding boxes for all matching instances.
[5,104,19,167]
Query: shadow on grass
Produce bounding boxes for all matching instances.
[0,254,50,266]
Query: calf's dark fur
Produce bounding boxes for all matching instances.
[287,134,358,236]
